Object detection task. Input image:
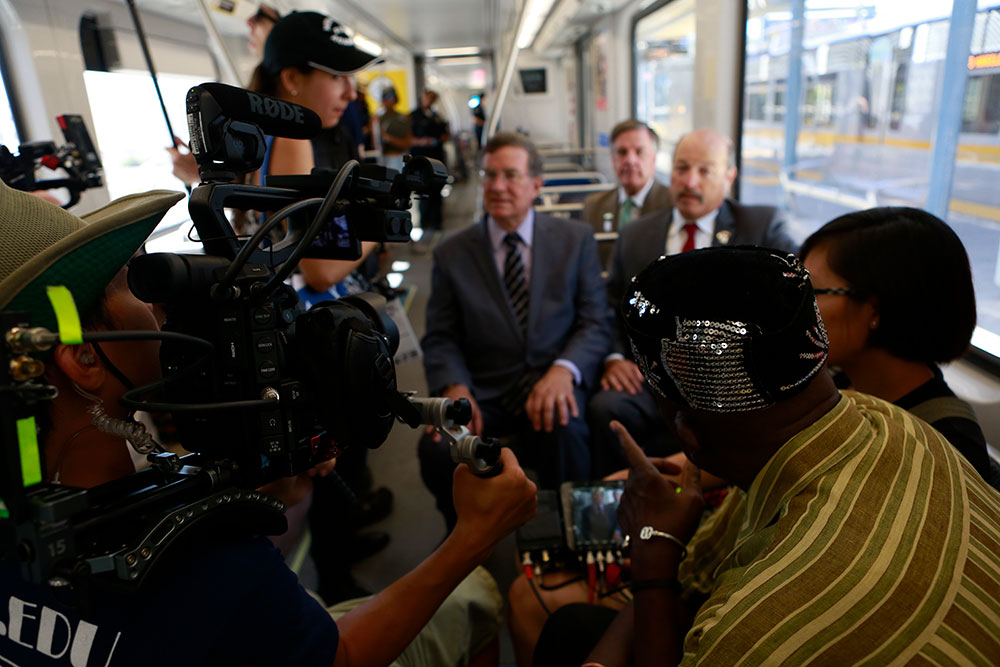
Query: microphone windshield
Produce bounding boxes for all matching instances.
[197,82,321,139]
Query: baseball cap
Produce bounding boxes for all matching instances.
[263,11,382,77]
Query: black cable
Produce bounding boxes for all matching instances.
[262,160,359,294]
[78,330,271,413]
[82,330,212,349]
[218,197,323,290]
[539,574,584,591]
[527,576,552,616]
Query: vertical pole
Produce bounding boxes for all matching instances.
[194,0,242,86]
[782,0,805,173]
[125,0,190,194]
[926,0,977,217]
[486,0,530,139]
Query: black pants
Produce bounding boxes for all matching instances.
[418,386,592,531]
[587,384,680,477]
[533,603,618,667]
[307,445,367,603]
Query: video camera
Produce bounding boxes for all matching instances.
[0,114,103,208]
[0,83,497,598]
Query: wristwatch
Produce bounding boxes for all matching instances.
[635,525,688,559]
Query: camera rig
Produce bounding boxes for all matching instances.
[0,83,498,599]
[0,114,104,208]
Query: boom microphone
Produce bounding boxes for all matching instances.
[192,82,321,140]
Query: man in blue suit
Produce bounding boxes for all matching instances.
[420,132,609,528]
[590,128,800,475]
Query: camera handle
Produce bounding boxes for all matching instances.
[405,396,503,477]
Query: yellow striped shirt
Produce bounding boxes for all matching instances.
[678,390,1000,665]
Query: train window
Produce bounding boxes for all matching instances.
[773,84,786,122]
[82,70,202,249]
[741,0,1000,358]
[79,19,218,253]
[746,88,767,121]
[803,75,835,127]
[634,0,695,162]
[962,73,1000,133]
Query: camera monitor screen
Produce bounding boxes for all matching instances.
[561,481,625,550]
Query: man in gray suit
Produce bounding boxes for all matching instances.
[582,120,673,268]
[420,132,609,527]
[589,128,799,474]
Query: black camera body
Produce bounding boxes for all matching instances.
[127,252,402,489]
[1,83,443,594]
[0,114,103,207]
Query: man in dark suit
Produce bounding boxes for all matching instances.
[589,128,799,474]
[582,120,673,268]
[420,132,609,528]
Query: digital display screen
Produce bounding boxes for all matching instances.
[519,68,547,94]
[310,213,352,250]
[569,485,624,547]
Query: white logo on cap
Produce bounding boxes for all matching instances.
[323,17,355,47]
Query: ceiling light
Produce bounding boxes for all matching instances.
[354,34,383,57]
[517,0,559,49]
[436,56,483,66]
[426,47,481,57]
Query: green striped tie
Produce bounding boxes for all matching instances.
[618,198,635,229]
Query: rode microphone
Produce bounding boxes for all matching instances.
[186,82,322,178]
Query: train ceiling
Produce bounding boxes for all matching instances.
[131,0,636,58]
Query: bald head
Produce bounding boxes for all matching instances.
[669,128,738,221]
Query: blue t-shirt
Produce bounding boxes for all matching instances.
[0,535,338,665]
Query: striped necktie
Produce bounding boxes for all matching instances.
[503,232,529,334]
[618,198,635,229]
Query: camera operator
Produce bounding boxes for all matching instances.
[0,181,538,665]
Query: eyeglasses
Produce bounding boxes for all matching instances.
[479,169,529,185]
[813,287,864,297]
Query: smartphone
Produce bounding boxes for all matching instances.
[560,480,626,551]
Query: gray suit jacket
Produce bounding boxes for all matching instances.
[423,212,611,400]
[581,180,673,269]
[606,198,798,355]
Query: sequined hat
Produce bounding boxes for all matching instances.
[623,246,828,413]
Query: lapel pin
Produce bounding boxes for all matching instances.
[715,230,732,245]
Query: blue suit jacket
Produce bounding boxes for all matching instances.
[423,212,610,401]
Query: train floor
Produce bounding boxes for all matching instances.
[292,173,526,664]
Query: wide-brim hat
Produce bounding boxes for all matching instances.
[263,11,382,77]
[0,179,184,332]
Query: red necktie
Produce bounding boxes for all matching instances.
[681,223,698,253]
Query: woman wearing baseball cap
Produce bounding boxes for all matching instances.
[247,11,382,295]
